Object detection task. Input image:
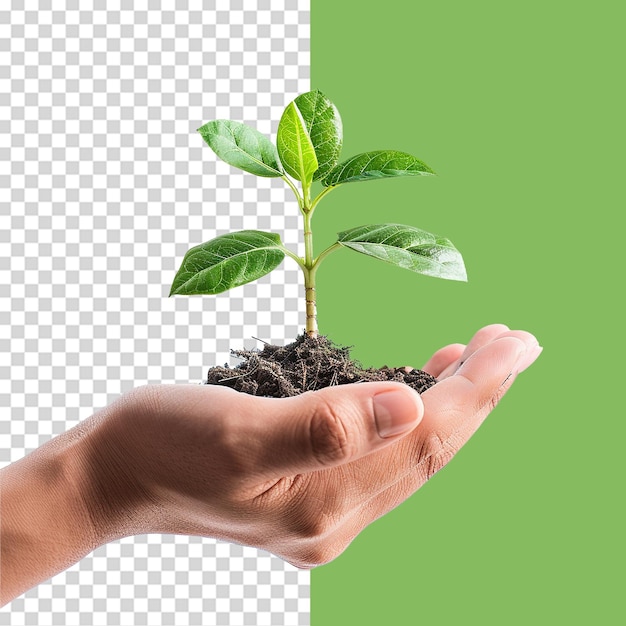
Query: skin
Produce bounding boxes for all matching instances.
[0,324,541,606]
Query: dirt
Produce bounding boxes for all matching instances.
[205,333,437,397]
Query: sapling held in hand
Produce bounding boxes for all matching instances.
[170,89,466,339]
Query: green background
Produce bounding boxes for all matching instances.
[310,1,623,624]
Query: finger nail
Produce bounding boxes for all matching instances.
[515,344,543,374]
[373,389,421,438]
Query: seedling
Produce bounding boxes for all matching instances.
[170,90,466,338]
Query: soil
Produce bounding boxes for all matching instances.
[205,333,437,397]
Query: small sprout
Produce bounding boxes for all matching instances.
[170,90,467,338]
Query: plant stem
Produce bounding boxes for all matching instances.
[282,175,303,210]
[303,242,343,338]
[302,194,317,338]
[286,180,339,339]
[313,242,342,269]
[303,266,317,339]
[303,207,314,267]
[310,184,337,214]
[280,174,317,337]
[281,245,306,271]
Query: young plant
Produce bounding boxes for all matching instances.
[170,90,466,338]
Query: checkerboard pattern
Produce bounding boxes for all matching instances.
[1,1,310,623]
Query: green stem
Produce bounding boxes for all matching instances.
[280,245,306,271]
[282,175,303,211]
[302,207,317,337]
[280,243,317,336]
[303,209,314,267]
[297,181,336,339]
[313,242,342,270]
[310,184,338,214]
[304,266,317,338]
[303,243,343,338]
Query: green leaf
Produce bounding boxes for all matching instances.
[197,120,283,178]
[322,150,435,187]
[170,230,286,295]
[277,101,319,185]
[337,223,467,282]
[294,90,343,181]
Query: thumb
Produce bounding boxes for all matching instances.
[244,381,424,476]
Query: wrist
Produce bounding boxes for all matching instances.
[75,396,159,545]
[0,391,165,605]
[0,422,101,605]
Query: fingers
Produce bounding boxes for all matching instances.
[460,323,511,361]
[312,332,541,520]
[437,323,511,379]
[421,343,465,378]
[239,382,425,478]
[257,327,540,568]
[357,335,541,523]
[406,333,538,480]
[420,335,531,443]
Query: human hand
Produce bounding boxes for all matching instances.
[81,324,541,568]
[0,324,541,604]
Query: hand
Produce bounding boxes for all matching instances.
[0,324,541,604]
[81,324,541,565]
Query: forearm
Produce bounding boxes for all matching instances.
[0,423,102,606]
[0,398,148,607]
[0,389,183,606]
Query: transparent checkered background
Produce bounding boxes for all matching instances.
[1,1,310,623]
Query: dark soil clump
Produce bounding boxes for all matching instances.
[205,334,437,397]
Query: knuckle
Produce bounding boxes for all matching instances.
[282,483,344,542]
[288,501,338,541]
[289,541,346,568]
[306,543,344,567]
[487,384,509,412]
[294,512,334,540]
[416,431,458,480]
[475,373,514,415]
[308,396,355,466]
